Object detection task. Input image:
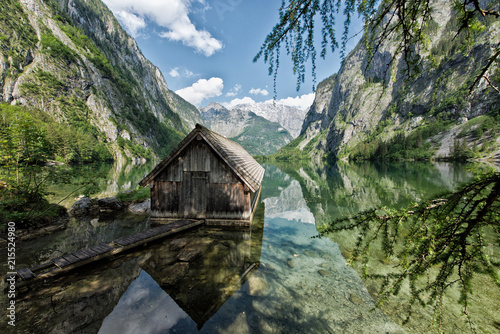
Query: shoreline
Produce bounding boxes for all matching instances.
[0,196,151,244]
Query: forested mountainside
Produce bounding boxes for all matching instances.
[200,102,293,155]
[281,0,499,162]
[0,0,202,163]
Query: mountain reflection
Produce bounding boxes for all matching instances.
[100,205,265,332]
[6,205,264,334]
[3,161,483,334]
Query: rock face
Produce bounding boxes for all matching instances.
[200,102,293,155]
[293,0,500,160]
[0,0,202,159]
[231,102,309,138]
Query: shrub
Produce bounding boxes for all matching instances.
[116,188,150,203]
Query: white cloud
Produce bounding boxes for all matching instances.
[175,77,224,106]
[103,0,223,56]
[184,69,196,77]
[249,88,269,96]
[225,84,242,97]
[225,93,315,111]
[114,11,146,37]
[265,93,315,110]
[223,96,256,109]
[169,67,197,78]
[169,68,180,77]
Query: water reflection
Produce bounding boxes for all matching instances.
[46,160,156,209]
[3,160,493,333]
[263,180,315,224]
[100,206,264,333]
[276,160,474,227]
[3,207,264,334]
[274,161,499,333]
[10,214,150,271]
[10,252,146,333]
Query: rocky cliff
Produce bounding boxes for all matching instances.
[0,0,203,161]
[231,102,308,138]
[291,0,500,161]
[200,102,293,155]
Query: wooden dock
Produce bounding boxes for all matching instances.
[5,219,204,288]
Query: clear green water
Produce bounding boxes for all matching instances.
[2,160,499,333]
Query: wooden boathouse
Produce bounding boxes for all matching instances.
[139,124,265,225]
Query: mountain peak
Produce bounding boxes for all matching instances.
[202,102,227,112]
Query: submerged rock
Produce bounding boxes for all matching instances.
[318,269,332,277]
[247,275,268,296]
[349,293,364,305]
[177,241,208,262]
[160,262,190,286]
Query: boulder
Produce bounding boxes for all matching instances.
[69,197,99,217]
[97,197,123,213]
[128,199,151,215]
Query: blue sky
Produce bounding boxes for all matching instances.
[102,0,363,109]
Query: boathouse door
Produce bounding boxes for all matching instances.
[182,171,208,218]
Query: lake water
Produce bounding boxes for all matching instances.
[2,160,499,333]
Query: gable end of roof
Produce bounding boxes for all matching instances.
[139,124,264,192]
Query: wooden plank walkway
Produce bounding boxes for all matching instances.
[5,219,204,288]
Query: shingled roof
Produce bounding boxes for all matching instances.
[139,124,265,192]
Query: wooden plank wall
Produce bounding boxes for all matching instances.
[152,140,252,220]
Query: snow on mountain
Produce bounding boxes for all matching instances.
[231,102,309,138]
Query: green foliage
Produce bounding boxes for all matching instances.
[116,137,153,160]
[451,137,474,161]
[229,115,293,155]
[116,187,150,203]
[0,103,112,163]
[23,0,186,160]
[318,171,500,330]
[428,70,473,115]
[429,15,474,65]
[59,18,100,55]
[350,120,454,161]
[268,130,331,161]
[54,0,187,156]
[0,0,38,77]
[21,70,68,100]
[0,107,106,227]
[40,32,79,64]
[268,134,313,161]
[458,114,500,138]
[0,111,53,166]
[254,0,343,95]
[256,0,499,96]
[0,111,69,226]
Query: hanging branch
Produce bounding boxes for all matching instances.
[255,0,500,97]
[317,171,500,329]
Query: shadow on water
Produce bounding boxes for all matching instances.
[2,205,267,334]
[4,213,151,271]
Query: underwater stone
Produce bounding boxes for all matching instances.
[318,269,332,277]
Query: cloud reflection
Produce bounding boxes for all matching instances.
[98,270,197,334]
